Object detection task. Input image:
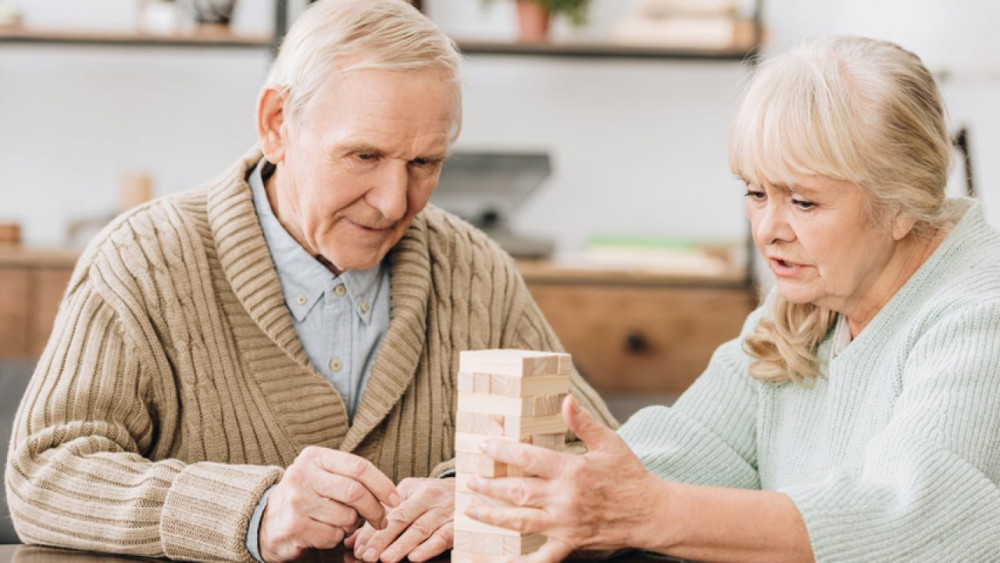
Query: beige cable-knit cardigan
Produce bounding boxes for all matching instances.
[4,150,616,561]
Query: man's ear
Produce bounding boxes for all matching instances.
[892,209,919,240]
[257,85,289,164]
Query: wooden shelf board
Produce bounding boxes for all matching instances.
[516,258,749,288]
[0,26,272,48]
[455,39,759,61]
[0,247,80,268]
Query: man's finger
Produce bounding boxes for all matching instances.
[344,529,362,549]
[309,472,389,529]
[312,449,401,508]
[562,395,613,453]
[478,440,564,479]
[407,525,454,562]
[351,524,376,558]
[353,499,418,561]
[520,538,574,563]
[378,509,450,563]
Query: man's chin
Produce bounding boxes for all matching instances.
[316,253,384,274]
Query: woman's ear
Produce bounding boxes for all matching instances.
[892,209,919,240]
[257,85,289,164]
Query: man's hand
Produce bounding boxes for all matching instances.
[259,446,401,562]
[344,477,455,563]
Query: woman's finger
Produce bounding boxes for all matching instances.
[466,476,547,507]
[464,502,545,535]
[478,440,564,479]
[562,395,616,453]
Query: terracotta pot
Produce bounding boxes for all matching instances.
[516,0,550,42]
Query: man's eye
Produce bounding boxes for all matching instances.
[357,154,377,161]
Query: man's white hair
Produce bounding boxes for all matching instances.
[265,0,463,142]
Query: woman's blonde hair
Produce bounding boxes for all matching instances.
[265,0,463,142]
[731,36,952,385]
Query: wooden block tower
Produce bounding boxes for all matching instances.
[452,349,571,561]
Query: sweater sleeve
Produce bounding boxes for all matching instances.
[617,309,764,491]
[4,266,281,561]
[780,301,1000,562]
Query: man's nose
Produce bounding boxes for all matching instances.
[366,162,409,222]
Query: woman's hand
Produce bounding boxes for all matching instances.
[465,395,667,562]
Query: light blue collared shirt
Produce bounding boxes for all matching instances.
[244,158,391,561]
[248,157,390,417]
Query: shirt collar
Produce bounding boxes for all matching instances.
[248,157,383,324]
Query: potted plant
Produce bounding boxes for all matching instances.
[486,0,592,42]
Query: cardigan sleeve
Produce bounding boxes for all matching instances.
[617,309,764,491]
[780,301,1000,562]
[4,263,281,562]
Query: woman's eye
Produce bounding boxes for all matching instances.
[792,199,815,211]
[744,189,766,201]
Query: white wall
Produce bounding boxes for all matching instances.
[2,0,998,256]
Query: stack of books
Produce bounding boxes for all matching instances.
[610,0,756,51]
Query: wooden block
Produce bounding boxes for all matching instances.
[503,414,566,438]
[556,354,573,376]
[458,371,475,393]
[455,432,528,454]
[454,530,506,554]
[458,392,534,416]
[531,394,566,416]
[456,411,504,435]
[459,349,569,378]
[474,372,492,393]
[506,534,546,555]
[455,451,507,478]
[451,550,503,563]
[484,373,570,398]
[530,433,565,450]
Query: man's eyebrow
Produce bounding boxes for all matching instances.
[420,151,450,162]
[343,144,385,155]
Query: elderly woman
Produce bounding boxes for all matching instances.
[465,35,1000,562]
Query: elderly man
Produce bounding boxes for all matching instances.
[3,1,615,562]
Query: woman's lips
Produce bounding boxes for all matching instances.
[769,257,804,277]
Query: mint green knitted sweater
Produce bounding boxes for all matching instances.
[620,198,1000,561]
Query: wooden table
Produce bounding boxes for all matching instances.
[0,544,673,562]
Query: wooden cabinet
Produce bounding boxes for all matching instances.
[519,260,756,396]
[0,249,77,359]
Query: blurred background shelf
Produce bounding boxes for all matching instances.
[0,26,272,49]
[453,38,758,61]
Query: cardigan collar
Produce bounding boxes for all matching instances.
[205,147,431,453]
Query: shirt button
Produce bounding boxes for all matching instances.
[334,284,347,297]
[295,295,307,305]
[329,358,343,372]
[360,302,370,313]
